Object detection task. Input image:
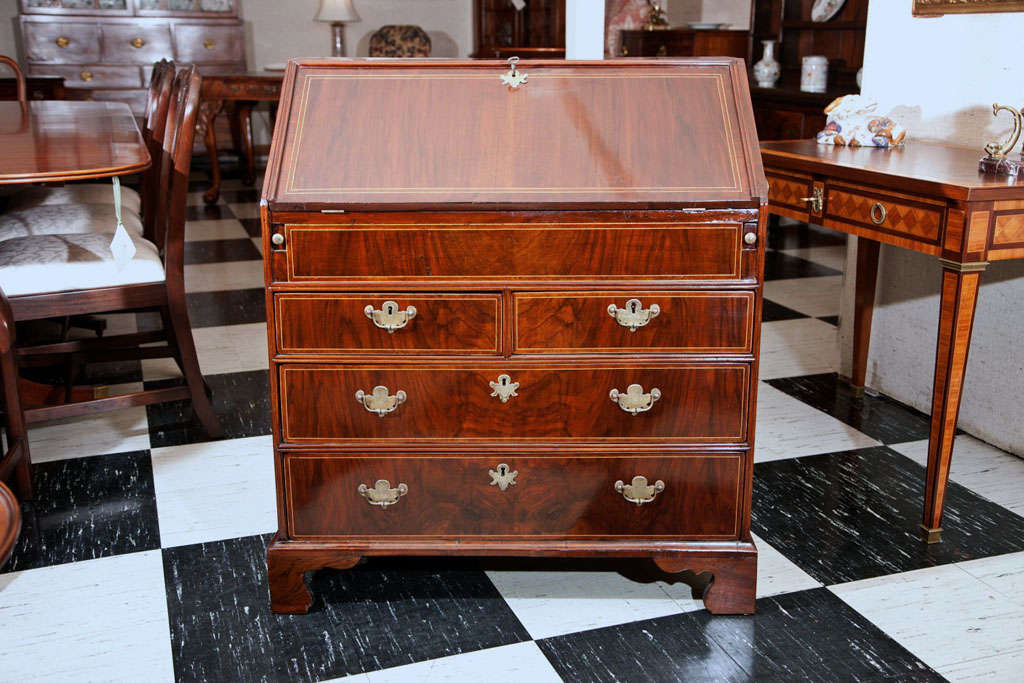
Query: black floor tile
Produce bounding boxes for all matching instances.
[185,204,234,221]
[818,315,840,326]
[766,372,935,444]
[238,217,262,237]
[145,369,271,447]
[163,534,530,682]
[3,451,160,573]
[752,446,1024,585]
[184,238,262,265]
[184,289,267,328]
[768,221,847,250]
[762,299,810,322]
[538,588,940,683]
[218,189,261,203]
[764,250,842,281]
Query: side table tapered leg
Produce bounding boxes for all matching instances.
[921,260,986,543]
[850,237,880,396]
[200,100,224,205]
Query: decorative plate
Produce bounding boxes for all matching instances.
[811,0,847,22]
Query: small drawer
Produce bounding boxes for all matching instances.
[766,171,815,220]
[825,184,944,245]
[513,291,754,354]
[101,25,172,64]
[173,24,244,64]
[278,362,750,444]
[274,293,501,356]
[285,453,742,539]
[22,22,101,63]
[44,65,142,89]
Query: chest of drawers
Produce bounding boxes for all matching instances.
[262,58,768,615]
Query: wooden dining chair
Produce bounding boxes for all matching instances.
[0,55,27,106]
[0,481,19,569]
[0,287,30,503]
[0,65,222,441]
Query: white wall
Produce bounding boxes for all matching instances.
[841,0,1024,455]
[669,0,750,29]
[0,0,18,60]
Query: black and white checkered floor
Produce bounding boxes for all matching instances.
[2,165,1023,682]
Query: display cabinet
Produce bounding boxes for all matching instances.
[472,0,565,58]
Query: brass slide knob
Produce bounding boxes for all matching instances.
[130,37,146,49]
[204,38,217,50]
[56,36,70,48]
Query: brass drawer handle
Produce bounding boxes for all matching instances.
[488,463,518,491]
[130,37,146,49]
[609,383,661,415]
[615,475,665,505]
[608,298,660,332]
[355,385,406,417]
[364,300,416,333]
[358,479,407,507]
[488,374,519,403]
[203,38,217,50]
[870,202,887,225]
[56,36,70,48]
[800,187,823,214]
[80,70,93,82]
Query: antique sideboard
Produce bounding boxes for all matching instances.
[261,58,768,615]
[17,0,245,116]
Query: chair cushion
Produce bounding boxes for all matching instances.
[368,25,432,57]
[0,204,144,242]
[0,232,164,297]
[0,183,142,214]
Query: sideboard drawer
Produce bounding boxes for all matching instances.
[44,65,142,89]
[173,24,244,64]
[23,22,101,63]
[274,293,501,356]
[513,290,754,354]
[284,223,743,282]
[102,24,173,64]
[279,363,750,443]
[285,453,742,539]
[825,184,944,245]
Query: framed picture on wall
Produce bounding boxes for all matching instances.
[914,0,1024,15]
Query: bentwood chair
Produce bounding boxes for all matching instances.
[0,55,27,106]
[0,66,223,445]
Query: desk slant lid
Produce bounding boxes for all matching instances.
[264,58,766,210]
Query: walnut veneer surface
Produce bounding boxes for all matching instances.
[262,58,767,615]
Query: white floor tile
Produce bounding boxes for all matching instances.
[334,642,562,683]
[779,245,848,271]
[938,648,1024,682]
[892,436,1024,515]
[831,562,1024,679]
[141,322,268,380]
[755,384,879,462]
[228,202,261,219]
[151,435,277,547]
[764,275,843,317]
[485,567,684,640]
[185,218,249,242]
[252,236,263,255]
[758,317,840,380]
[959,552,1024,608]
[184,259,264,293]
[28,406,150,463]
[0,551,174,682]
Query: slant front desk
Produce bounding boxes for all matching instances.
[260,58,768,614]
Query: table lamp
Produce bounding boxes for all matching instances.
[317,0,360,57]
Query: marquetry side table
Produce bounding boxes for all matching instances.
[761,140,1024,543]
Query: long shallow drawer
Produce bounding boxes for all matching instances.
[766,171,814,221]
[279,363,750,443]
[44,65,142,89]
[274,293,501,355]
[825,184,944,245]
[285,223,743,282]
[285,453,742,539]
[102,25,173,64]
[173,24,244,63]
[23,22,101,63]
[513,290,754,354]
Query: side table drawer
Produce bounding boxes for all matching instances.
[279,363,750,443]
[22,22,101,63]
[285,453,742,539]
[513,290,754,354]
[274,292,501,356]
[173,24,244,64]
[102,25,173,64]
[44,65,142,89]
[767,171,815,220]
[825,184,944,245]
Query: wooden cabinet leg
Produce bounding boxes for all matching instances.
[851,237,880,396]
[236,102,256,186]
[200,100,224,205]
[653,550,757,614]
[266,540,360,614]
[921,261,986,543]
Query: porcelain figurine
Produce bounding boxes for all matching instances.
[753,40,780,88]
[815,95,907,148]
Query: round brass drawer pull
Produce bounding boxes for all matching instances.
[80,70,93,82]
[55,36,70,48]
[609,383,661,415]
[615,475,665,505]
[270,232,284,246]
[608,298,660,332]
[364,300,416,333]
[204,38,217,50]
[744,231,758,246]
[358,479,407,507]
[870,202,887,225]
[130,37,146,49]
[355,385,406,417]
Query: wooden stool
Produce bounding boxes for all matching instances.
[0,481,20,568]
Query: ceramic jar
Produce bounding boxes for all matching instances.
[753,40,780,88]
[801,55,828,93]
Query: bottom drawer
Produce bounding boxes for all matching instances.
[285,453,743,540]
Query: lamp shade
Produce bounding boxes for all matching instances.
[316,0,360,23]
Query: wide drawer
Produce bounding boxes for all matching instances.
[279,363,750,443]
[825,184,944,245]
[22,22,101,63]
[274,292,502,355]
[513,290,754,354]
[44,65,142,89]
[102,25,173,64]
[285,453,742,539]
[173,24,244,64]
[284,223,743,282]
